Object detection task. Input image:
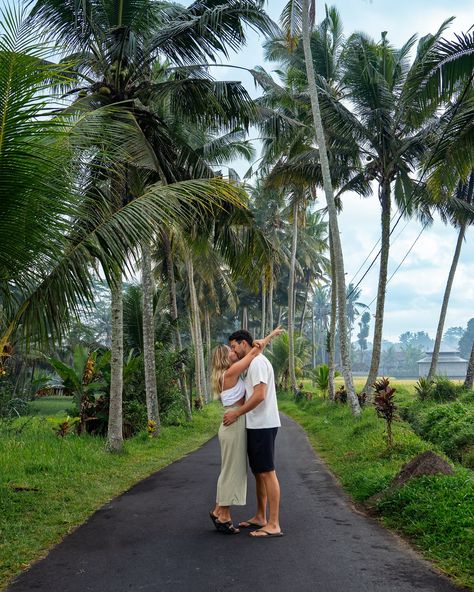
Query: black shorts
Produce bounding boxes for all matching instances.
[247,427,278,474]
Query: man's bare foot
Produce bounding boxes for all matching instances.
[238,517,267,528]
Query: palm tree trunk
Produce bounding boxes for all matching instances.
[463,339,474,390]
[299,279,310,335]
[141,243,160,436]
[162,232,192,420]
[301,0,359,415]
[186,257,201,402]
[242,306,248,330]
[268,270,274,350]
[328,230,337,401]
[198,319,208,401]
[185,255,208,402]
[311,308,316,369]
[106,268,123,452]
[428,224,466,380]
[288,200,298,394]
[261,279,266,338]
[363,182,391,395]
[204,307,212,395]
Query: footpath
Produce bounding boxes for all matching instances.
[7,415,467,592]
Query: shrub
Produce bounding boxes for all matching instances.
[334,385,347,404]
[123,400,147,433]
[414,377,434,401]
[431,376,463,402]
[406,401,474,467]
[0,380,29,418]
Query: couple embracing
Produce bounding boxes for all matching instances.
[210,328,284,538]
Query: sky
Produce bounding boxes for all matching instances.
[2,0,473,343]
[197,0,474,343]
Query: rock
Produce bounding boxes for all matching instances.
[390,450,454,489]
[365,451,454,511]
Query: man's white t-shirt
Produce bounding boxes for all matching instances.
[244,355,281,429]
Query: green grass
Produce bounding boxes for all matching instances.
[0,400,221,590]
[27,396,74,416]
[279,389,474,590]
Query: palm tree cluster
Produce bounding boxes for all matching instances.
[1,0,473,446]
[252,1,474,408]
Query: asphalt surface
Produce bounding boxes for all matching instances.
[8,414,466,592]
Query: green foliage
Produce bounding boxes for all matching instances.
[431,376,464,402]
[278,392,473,589]
[414,376,466,403]
[414,377,434,400]
[379,473,474,581]
[405,401,474,467]
[0,403,221,589]
[0,381,29,419]
[123,344,188,427]
[313,364,329,396]
[268,333,311,390]
[311,364,340,397]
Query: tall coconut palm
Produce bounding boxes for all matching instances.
[427,171,474,379]
[321,23,474,396]
[30,0,277,450]
[292,0,360,414]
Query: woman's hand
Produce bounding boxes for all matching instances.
[271,326,284,338]
[252,327,284,350]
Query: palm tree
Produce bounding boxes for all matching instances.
[323,24,474,396]
[345,283,368,342]
[296,0,360,415]
[29,0,277,450]
[428,172,474,380]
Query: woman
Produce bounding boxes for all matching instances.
[209,327,282,534]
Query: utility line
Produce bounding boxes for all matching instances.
[366,222,428,309]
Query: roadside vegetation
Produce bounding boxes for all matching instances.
[0,399,221,590]
[279,381,474,590]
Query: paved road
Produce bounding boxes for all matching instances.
[8,415,466,592]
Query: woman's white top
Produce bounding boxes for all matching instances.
[220,375,246,407]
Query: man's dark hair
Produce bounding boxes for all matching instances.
[228,330,253,348]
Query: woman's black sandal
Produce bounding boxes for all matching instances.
[209,511,220,530]
[215,520,240,534]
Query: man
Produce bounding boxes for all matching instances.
[223,329,283,538]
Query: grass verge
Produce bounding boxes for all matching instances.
[0,400,221,590]
[279,392,474,590]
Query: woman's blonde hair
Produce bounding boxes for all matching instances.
[211,345,232,399]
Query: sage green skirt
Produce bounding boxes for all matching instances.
[216,406,247,506]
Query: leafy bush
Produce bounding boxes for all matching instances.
[431,376,464,402]
[123,400,147,433]
[311,364,340,397]
[123,344,188,427]
[406,401,474,468]
[0,380,29,418]
[414,377,434,400]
